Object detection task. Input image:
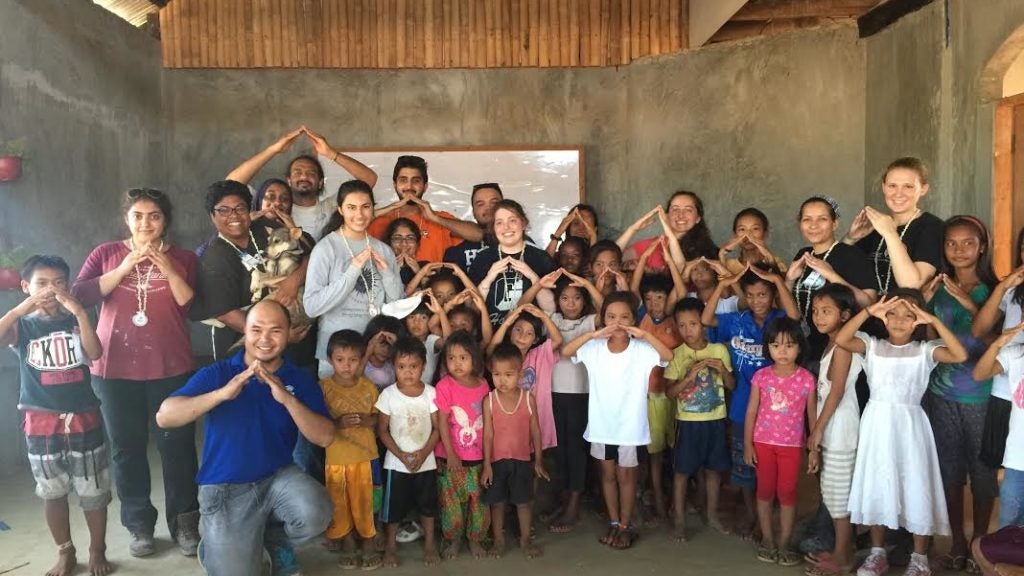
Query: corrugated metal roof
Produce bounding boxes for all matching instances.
[92,0,159,28]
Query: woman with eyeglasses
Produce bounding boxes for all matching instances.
[71,188,201,558]
[385,217,424,286]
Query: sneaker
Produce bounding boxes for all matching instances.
[129,532,156,557]
[903,560,931,576]
[396,521,423,544]
[267,542,303,576]
[175,511,201,556]
[857,551,890,576]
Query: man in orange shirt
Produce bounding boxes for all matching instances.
[368,156,483,263]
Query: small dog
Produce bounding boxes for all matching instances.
[250,226,311,327]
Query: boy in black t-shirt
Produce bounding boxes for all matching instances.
[0,255,112,576]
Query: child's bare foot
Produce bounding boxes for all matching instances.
[520,541,543,559]
[548,514,578,534]
[468,540,487,559]
[383,548,399,568]
[441,539,460,560]
[47,544,77,576]
[423,545,441,566]
[88,546,113,576]
[706,515,731,535]
[488,536,506,559]
[321,538,344,552]
[598,523,618,545]
[671,519,688,543]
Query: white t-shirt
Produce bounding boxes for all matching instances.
[291,192,338,240]
[551,313,596,394]
[573,338,667,446]
[687,292,739,315]
[374,383,438,473]
[422,334,441,385]
[996,343,1024,471]
[992,290,1024,400]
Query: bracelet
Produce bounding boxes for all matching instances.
[550,234,561,242]
[332,152,339,162]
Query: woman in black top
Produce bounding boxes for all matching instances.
[843,157,945,294]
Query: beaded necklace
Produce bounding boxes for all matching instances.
[794,241,837,318]
[873,209,920,295]
[340,229,380,316]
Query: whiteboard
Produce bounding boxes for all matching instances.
[320,148,584,243]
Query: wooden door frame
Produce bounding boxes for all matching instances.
[993,93,1024,276]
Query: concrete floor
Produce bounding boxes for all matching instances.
[0,460,964,576]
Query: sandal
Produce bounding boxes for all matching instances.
[361,552,383,572]
[338,552,360,570]
[805,551,834,566]
[610,526,639,550]
[778,550,803,567]
[599,523,620,545]
[965,558,981,575]
[757,546,779,564]
[937,553,967,571]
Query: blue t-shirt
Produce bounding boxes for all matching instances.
[170,351,329,485]
[712,308,786,425]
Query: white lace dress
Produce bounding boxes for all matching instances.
[846,335,951,536]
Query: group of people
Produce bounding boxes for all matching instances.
[3,125,1024,576]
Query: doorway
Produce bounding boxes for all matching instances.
[994,94,1024,275]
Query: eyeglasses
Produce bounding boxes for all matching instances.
[213,205,249,217]
[390,235,419,245]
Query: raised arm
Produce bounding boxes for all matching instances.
[303,244,367,317]
[972,266,1023,338]
[973,322,1023,380]
[749,265,800,320]
[615,207,660,250]
[563,270,604,311]
[226,127,304,184]
[701,268,745,328]
[157,366,254,429]
[906,301,968,364]
[864,207,934,289]
[524,303,564,350]
[486,306,524,356]
[630,237,661,296]
[409,196,483,242]
[305,127,378,188]
[54,290,103,361]
[624,325,673,362]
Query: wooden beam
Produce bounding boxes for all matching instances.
[709,16,820,43]
[689,0,748,47]
[857,0,935,38]
[732,0,878,22]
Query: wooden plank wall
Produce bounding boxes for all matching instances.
[160,0,689,69]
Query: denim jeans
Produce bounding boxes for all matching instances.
[999,467,1024,528]
[292,436,325,485]
[93,374,199,536]
[197,465,332,576]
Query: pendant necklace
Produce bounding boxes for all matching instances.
[128,238,164,327]
[340,228,381,316]
[495,245,526,312]
[795,241,837,318]
[873,209,920,295]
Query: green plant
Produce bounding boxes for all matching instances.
[0,138,27,158]
[0,246,31,268]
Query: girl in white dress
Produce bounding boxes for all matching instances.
[836,289,968,576]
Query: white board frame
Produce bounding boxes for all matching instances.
[320,147,585,244]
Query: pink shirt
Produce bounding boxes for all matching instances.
[72,241,197,380]
[751,366,815,447]
[433,375,489,461]
[521,339,558,450]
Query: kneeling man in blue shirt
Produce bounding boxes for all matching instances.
[157,299,334,576]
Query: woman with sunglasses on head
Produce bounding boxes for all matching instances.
[72,188,200,559]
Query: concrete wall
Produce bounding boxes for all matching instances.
[163,23,867,257]
[862,0,1024,220]
[0,0,164,475]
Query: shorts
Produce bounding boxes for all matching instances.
[23,409,111,510]
[325,461,376,539]
[591,443,646,468]
[672,419,730,476]
[483,459,535,506]
[647,393,675,454]
[978,525,1024,566]
[728,421,756,490]
[980,397,1011,469]
[753,442,801,507]
[923,393,999,499]
[382,469,438,523]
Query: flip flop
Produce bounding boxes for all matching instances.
[936,553,967,571]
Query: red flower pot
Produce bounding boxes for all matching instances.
[0,268,21,290]
[0,156,22,182]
